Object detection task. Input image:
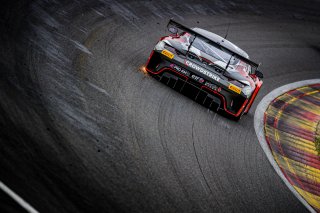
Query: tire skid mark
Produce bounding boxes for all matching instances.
[156,92,198,211]
[191,121,214,196]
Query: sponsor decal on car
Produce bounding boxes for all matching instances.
[228,83,242,94]
[185,60,220,82]
[161,49,174,59]
[170,64,190,76]
[205,82,217,90]
[191,74,205,84]
[191,74,199,81]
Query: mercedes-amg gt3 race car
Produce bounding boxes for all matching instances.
[145,19,263,120]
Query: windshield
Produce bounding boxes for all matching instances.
[192,37,230,63]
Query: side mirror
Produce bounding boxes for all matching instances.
[255,70,263,79]
[168,27,178,34]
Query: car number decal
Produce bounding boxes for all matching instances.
[185,60,220,82]
[161,49,174,59]
[228,84,242,94]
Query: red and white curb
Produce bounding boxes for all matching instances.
[254,79,320,213]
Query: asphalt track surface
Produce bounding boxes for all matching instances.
[1,1,320,212]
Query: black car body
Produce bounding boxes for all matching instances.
[145,19,263,119]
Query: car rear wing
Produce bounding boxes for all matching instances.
[167,19,260,70]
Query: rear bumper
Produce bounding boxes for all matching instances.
[145,51,249,117]
[156,71,222,111]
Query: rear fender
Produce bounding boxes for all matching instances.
[244,79,263,114]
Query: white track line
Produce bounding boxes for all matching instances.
[254,79,320,213]
[0,181,39,213]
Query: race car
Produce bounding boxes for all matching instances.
[145,19,263,120]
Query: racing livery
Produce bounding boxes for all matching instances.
[145,19,263,120]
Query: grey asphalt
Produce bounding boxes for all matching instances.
[1,0,320,212]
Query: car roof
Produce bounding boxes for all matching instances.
[192,28,249,59]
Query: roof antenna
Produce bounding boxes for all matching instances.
[224,23,230,39]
